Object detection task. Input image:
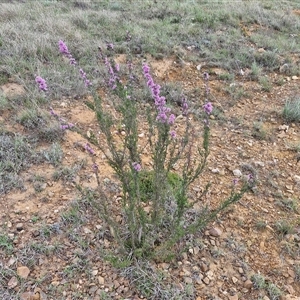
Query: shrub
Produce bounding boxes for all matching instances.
[282,97,300,122]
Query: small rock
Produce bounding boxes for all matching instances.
[32,230,40,237]
[16,223,24,231]
[7,276,18,289]
[232,276,238,284]
[258,48,265,53]
[20,292,34,300]
[244,279,253,289]
[233,169,242,177]
[7,257,16,267]
[200,262,209,272]
[293,175,300,183]
[98,276,105,285]
[17,266,30,279]
[209,227,222,237]
[203,277,210,285]
[292,76,298,80]
[228,295,239,300]
[184,277,193,284]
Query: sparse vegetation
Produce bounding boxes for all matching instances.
[0,1,300,299]
[282,97,300,123]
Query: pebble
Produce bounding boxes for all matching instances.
[16,223,24,231]
[232,276,238,284]
[228,295,239,300]
[209,227,222,237]
[203,277,210,285]
[244,279,253,289]
[232,169,242,177]
[17,266,30,279]
[7,276,18,289]
[98,276,105,285]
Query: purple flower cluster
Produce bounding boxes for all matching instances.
[203,102,213,115]
[84,143,95,155]
[50,108,74,131]
[106,43,114,51]
[142,63,175,125]
[202,72,213,116]
[59,40,91,86]
[104,56,119,90]
[79,68,91,87]
[132,162,141,172]
[181,95,188,116]
[35,76,48,91]
[60,123,74,130]
[59,40,76,65]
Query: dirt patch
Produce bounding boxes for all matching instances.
[1,82,26,99]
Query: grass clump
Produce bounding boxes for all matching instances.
[0,133,40,194]
[282,97,300,123]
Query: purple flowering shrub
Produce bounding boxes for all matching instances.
[34,39,252,261]
[89,45,252,260]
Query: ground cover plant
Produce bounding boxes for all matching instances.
[0,1,300,299]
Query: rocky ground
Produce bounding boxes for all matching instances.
[1,56,300,300]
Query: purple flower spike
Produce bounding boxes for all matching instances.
[168,114,175,125]
[84,143,95,155]
[106,43,114,51]
[132,162,141,172]
[181,95,188,116]
[58,40,70,56]
[203,72,210,81]
[203,102,213,115]
[170,130,176,139]
[35,76,48,91]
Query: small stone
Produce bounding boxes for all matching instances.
[232,276,238,283]
[138,132,145,138]
[20,292,34,300]
[184,277,193,284]
[17,266,30,279]
[7,276,18,289]
[7,257,16,267]
[98,276,105,285]
[228,295,239,300]
[200,262,209,272]
[32,230,40,237]
[287,269,295,278]
[16,223,24,231]
[209,227,222,237]
[292,76,298,80]
[233,169,242,177]
[258,48,265,53]
[91,269,98,276]
[32,293,40,300]
[193,246,200,255]
[203,277,210,285]
[244,279,253,289]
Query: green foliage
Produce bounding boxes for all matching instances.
[42,142,63,166]
[0,233,14,254]
[251,273,267,289]
[282,97,300,123]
